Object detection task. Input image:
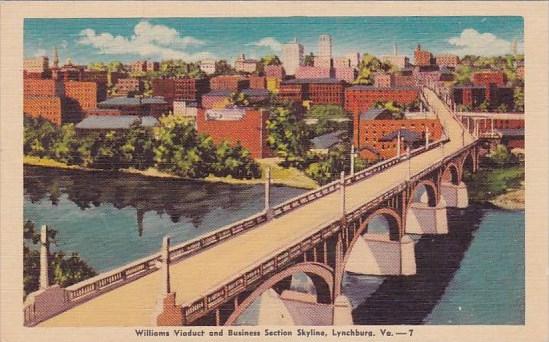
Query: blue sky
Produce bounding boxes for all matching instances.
[24,16,524,64]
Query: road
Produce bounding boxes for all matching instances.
[39,88,475,326]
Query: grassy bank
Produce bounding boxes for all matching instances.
[465,164,524,210]
[24,156,319,190]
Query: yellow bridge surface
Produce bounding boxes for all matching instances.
[40,89,475,326]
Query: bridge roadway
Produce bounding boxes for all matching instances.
[39,88,475,326]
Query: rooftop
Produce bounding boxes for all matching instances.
[347,85,418,91]
[379,128,422,143]
[360,108,392,120]
[75,115,158,130]
[241,88,270,96]
[99,96,167,107]
[204,90,232,97]
[310,130,346,150]
[283,78,344,85]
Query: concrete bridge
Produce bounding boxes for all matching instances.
[24,87,479,327]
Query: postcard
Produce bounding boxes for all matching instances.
[1,1,547,341]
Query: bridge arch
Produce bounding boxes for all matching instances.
[441,162,460,185]
[224,262,334,326]
[461,151,475,178]
[408,180,438,208]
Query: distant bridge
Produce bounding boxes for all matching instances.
[25,87,479,327]
[456,112,524,141]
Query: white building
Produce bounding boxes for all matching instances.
[281,38,304,76]
[346,52,361,69]
[199,59,216,75]
[380,55,409,69]
[173,101,198,119]
[318,34,332,58]
[24,56,49,73]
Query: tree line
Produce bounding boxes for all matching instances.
[24,115,261,180]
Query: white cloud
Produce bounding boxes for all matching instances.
[447,28,521,56]
[33,48,47,57]
[78,21,214,61]
[247,37,282,51]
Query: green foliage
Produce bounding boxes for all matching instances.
[214,60,236,76]
[453,64,473,85]
[267,106,310,167]
[354,53,391,85]
[306,105,350,137]
[24,115,261,180]
[304,53,315,67]
[513,87,524,112]
[23,221,96,296]
[478,100,491,112]
[464,165,524,202]
[485,144,517,166]
[228,92,251,107]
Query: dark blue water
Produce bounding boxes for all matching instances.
[343,206,524,325]
[24,166,524,325]
[23,166,306,272]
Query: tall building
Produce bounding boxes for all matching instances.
[315,34,333,68]
[318,34,332,59]
[281,38,304,76]
[414,44,433,66]
[234,54,258,73]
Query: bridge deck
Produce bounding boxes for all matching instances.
[39,88,475,326]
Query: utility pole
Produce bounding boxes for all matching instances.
[350,145,355,176]
[264,167,272,219]
[340,171,346,217]
[39,225,49,290]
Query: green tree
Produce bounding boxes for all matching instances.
[374,101,404,119]
[23,221,96,297]
[513,87,524,112]
[478,99,491,112]
[354,54,391,85]
[228,92,251,107]
[487,144,514,166]
[267,106,310,167]
[306,105,350,137]
[121,122,155,170]
[51,124,81,165]
[304,53,315,67]
[214,60,236,76]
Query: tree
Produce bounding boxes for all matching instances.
[51,124,82,165]
[306,105,350,137]
[228,92,250,107]
[486,144,513,166]
[214,60,236,76]
[478,99,491,112]
[267,106,310,167]
[513,87,524,112]
[304,53,315,67]
[354,53,391,85]
[496,103,509,113]
[374,101,404,119]
[121,122,155,170]
[23,221,96,297]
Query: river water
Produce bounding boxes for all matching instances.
[23,166,524,325]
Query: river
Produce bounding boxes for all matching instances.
[23,166,524,325]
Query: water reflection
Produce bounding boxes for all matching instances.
[346,206,486,324]
[24,166,303,237]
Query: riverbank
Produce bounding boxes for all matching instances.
[24,156,318,190]
[465,164,524,210]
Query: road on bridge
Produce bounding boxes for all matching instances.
[40,88,475,326]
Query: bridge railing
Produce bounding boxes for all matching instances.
[181,218,342,323]
[64,252,162,302]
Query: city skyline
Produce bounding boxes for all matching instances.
[24,16,524,65]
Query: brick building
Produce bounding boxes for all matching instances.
[295,66,332,79]
[114,78,144,96]
[345,85,419,114]
[196,108,271,159]
[472,70,506,87]
[435,54,460,68]
[131,60,159,73]
[452,86,486,108]
[202,90,231,109]
[393,75,416,87]
[413,44,433,66]
[334,67,356,83]
[152,78,210,105]
[24,79,64,97]
[248,75,267,89]
[355,108,443,160]
[280,79,346,106]
[264,65,285,79]
[24,56,51,79]
[374,73,394,88]
[64,81,106,122]
[210,75,249,91]
[23,96,64,125]
[81,70,109,85]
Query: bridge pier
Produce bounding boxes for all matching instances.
[405,200,448,235]
[332,295,353,325]
[345,234,416,276]
[155,236,184,326]
[440,182,469,208]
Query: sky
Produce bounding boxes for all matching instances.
[24,16,524,65]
